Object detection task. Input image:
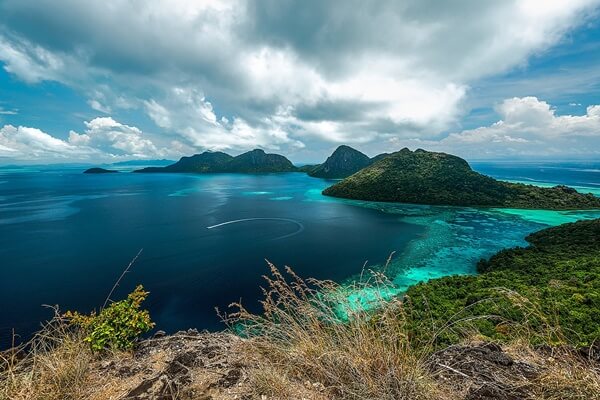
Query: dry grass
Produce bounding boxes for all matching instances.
[224,264,600,400]
[223,263,449,400]
[504,343,600,400]
[0,309,97,400]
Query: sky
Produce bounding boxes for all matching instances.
[1,0,600,164]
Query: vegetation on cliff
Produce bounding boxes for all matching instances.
[223,149,296,173]
[323,148,600,209]
[306,145,390,179]
[65,285,154,352]
[407,218,600,348]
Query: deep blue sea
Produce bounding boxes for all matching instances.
[1,161,600,348]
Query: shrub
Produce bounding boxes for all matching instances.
[64,285,154,352]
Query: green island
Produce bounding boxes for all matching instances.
[323,148,600,209]
[83,167,119,174]
[134,149,297,174]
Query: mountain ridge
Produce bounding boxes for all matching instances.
[134,149,296,173]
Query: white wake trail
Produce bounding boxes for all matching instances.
[206,217,304,240]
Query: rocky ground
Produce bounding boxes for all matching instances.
[430,342,540,400]
[90,330,250,400]
[80,332,599,400]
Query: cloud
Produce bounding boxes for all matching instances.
[0,1,599,160]
[393,97,600,158]
[68,117,167,158]
[0,124,95,160]
[143,87,304,151]
[0,117,176,162]
[0,106,17,115]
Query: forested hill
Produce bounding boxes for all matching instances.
[323,148,600,209]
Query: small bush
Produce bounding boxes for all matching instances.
[64,285,155,352]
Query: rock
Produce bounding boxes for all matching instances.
[98,332,248,400]
[153,330,167,338]
[217,367,242,388]
[466,383,522,400]
[430,342,540,400]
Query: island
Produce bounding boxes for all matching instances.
[83,167,119,174]
[307,145,372,178]
[307,145,389,179]
[407,218,600,347]
[134,149,297,174]
[323,148,600,209]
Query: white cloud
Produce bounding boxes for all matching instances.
[393,97,600,158]
[68,117,168,158]
[0,125,95,160]
[0,106,17,115]
[0,36,66,84]
[87,99,111,114]
[144,87,304,151]
[0,0,599,160]
[0,117,177,162]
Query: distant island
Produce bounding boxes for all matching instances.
[133,145,388,177]
[134,149,296,174]
[307,145,389,179]
[307,145,372,178]
[91,145,600,210]
[323,148,600,209]
[83,167,119,174]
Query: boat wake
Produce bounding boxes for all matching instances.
[206,217,304,240]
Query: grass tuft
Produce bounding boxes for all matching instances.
[0,308,95,400]
[223,262,447,400]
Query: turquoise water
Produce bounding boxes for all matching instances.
[334,161,600,311]
[1,162,599,346]
[332,203,600,313]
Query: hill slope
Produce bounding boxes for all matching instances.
[308,145,372,179]
[223,149,297,173]
[135,151,233,173]
[407,218,600,347]
[323,148,600,209]
[135,149,296,173]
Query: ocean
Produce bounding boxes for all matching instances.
[1,161,599,348]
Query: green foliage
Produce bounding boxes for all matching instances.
[65,285,155,352]
[323,148,600,209]
[405,219,600,348]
